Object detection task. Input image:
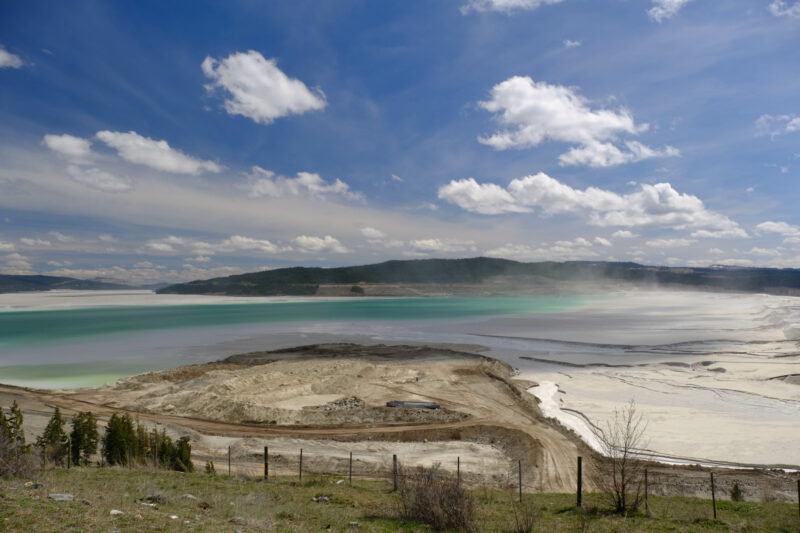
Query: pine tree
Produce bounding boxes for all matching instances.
[70,411,99,466]
[7,401,28,452]
[174,436,193,472]
[102,413,136,466]
[37,407,69,467]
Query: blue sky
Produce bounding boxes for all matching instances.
[1,0,799,284]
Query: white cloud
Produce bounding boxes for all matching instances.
[360,227,387,239]
[478,77,678,167]
[19,237,51,247]
[746,247,782,257]
[391,174,404,183]
[461,0,565,14]
[563,39,581,48]
[612,230,636,238]
[293,235,348,254]
[0,241,15,251]
[245,166,362,201]
[486,239,598,261]
[67,165,132,193]
[202,50,326,125]
[645,238,696,247]
[43,134,94,160]
[418,202,439,211]
[0,46,23,68]
[755,114,800,138]
[146,234,284,255]
[98,234,117,243]
[95,130,221,174]
[594,237,612,247]
[439,172,747,238]
[48,231,74,243]
[408,238,477,254]
[437,177,530,215]
[2,253,33,274]
[755,221,800,237]
[769,1,800,18]
[648,0,693,22]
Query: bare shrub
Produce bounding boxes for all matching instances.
[0,435,37,478]
[591,399,648,515]
[508,495,537,533]
[397,462,474,531]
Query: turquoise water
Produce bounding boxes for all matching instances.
[0,296,584,348]
[0,296,586,388]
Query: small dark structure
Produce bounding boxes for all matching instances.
[385,401,440,409]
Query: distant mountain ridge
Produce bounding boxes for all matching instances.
[0,274,140,293]
[157,257,800,297]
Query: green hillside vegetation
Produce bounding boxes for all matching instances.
[157,257,800,296]
[0,274,137,293]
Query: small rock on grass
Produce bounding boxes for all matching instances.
[110,509,124,516]
[47,493,73,501]
[182,493,197,500]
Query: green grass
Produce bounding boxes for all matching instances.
[1,467,798,532]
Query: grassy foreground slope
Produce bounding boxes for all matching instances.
[1,468,797,532]
[157,257,800,296]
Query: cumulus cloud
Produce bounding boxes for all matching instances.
[645,238,696,247]
[648,0,693,22]
[146,234,285,255]
[439,172,747,238]
[746,247,782,257]
[612,230,636,238]
[436,178,530,215]
[769,1,800,18]
[47,231,73,243]
[563,39,581,48]
[594,237,612,247]
[2,253,32,274]
[0,46,23,68]
[19,238,51,247]
[486,238,598,261]
[67,165,132,193]
[95,130,221,174]
[202,50,326,125]
[360,227,387,239]
[408,238,477,254]
[293,235,348,253]
[755,114,800,138]
[43,134,94,160]
[245,166,362,201]
[755,221,800,242]
[478,77,678,167]
[461,0,565,14]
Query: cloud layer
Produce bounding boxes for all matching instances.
[245,166,362,201]
[648,0,693,22]
[439,172,747,238]
[202,50,326,125]
[461,0,565,14]
[478,77,678,167]
[96,131,221,174]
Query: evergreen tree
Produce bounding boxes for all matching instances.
[36,407,69,467]
[70,411,99,466]
[102,413,136,466]
[174,436,193,472]
[7,401,28,452]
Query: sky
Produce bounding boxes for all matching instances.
[1,0,799,284]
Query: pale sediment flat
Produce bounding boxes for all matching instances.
[1,288,798,468]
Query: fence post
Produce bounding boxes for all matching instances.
[457,456,461,487]
[393,454,398,492]
[349,451,353,485]
[299,448,303,481]
[228,445,231,476]
[518,460,523,503]
[67,434,71,469]
[644,469,649,514]
[710,472,717,519]
[152,434,157,469]
[796,479,799,521]
[264,446,268,480]
[576,456,582,507]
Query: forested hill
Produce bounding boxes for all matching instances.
[157,257,800,296]
[0,274,138,293]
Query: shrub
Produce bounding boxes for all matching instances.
[0,402,36,478]
[731,482,744,502]
[205,460,216,475]
[397,463,474,532]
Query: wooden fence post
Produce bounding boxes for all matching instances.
[349,451,353,485]
[710,472,717,519]
[228,445,231,476]
[393,454,398,492]
[264,446,268,480]
[644,469,649,514]
[66,434,71,469]
[299,448,303,481]
[457,456,461,487]
[518,460,523,503]
[576,456,582,508]
[796,479,799,521]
